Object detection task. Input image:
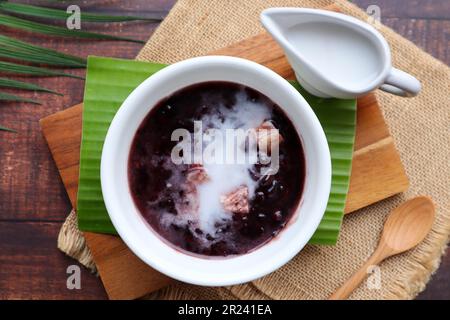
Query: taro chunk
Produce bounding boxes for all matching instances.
[256,121,283,154]
[186,164,209,184]
[220,186,249,215]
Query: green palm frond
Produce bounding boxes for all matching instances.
[0,14,145,43]
[0,61,84,79]
[0,125,16,133]
[0,1,163,132]
[0,35,86,67]
[0,2,163,22]
[0,91,41,104]
[0,46,84,67]
[0,78,61,95]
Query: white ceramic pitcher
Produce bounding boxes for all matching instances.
[261,8,421,99]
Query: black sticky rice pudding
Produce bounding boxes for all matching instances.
[128,81,305,256]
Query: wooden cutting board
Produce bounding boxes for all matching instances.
[40,13,409,301]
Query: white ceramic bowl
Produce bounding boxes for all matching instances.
[101,56,331,286]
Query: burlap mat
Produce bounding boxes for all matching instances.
[58,0,450,299]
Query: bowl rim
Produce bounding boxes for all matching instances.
[100,55,332,286]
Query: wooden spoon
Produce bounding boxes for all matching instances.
[329,196,435,300]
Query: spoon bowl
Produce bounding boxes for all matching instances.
[381,196,435,255]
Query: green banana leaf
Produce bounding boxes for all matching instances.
[77,56,356,245]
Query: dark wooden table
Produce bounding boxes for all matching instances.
[0,0,448,300]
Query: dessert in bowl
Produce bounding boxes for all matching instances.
[101,56,331,286]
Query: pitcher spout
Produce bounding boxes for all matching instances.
[261,8,333,98]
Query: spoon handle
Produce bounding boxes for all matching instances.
[329,246,387,300]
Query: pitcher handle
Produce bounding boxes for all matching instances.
[379,68,421,97]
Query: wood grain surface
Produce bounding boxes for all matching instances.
[0,0,448,299]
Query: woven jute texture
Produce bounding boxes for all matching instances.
[58,0,450,299]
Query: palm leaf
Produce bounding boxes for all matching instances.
[0,35,86,67]
[0,14,144,43]
[0,78,62,95]
[0,91,41,104]
[0,61,84,79]
[0,46,85,68]
[0,2,163,22]
[0,125,16,133]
